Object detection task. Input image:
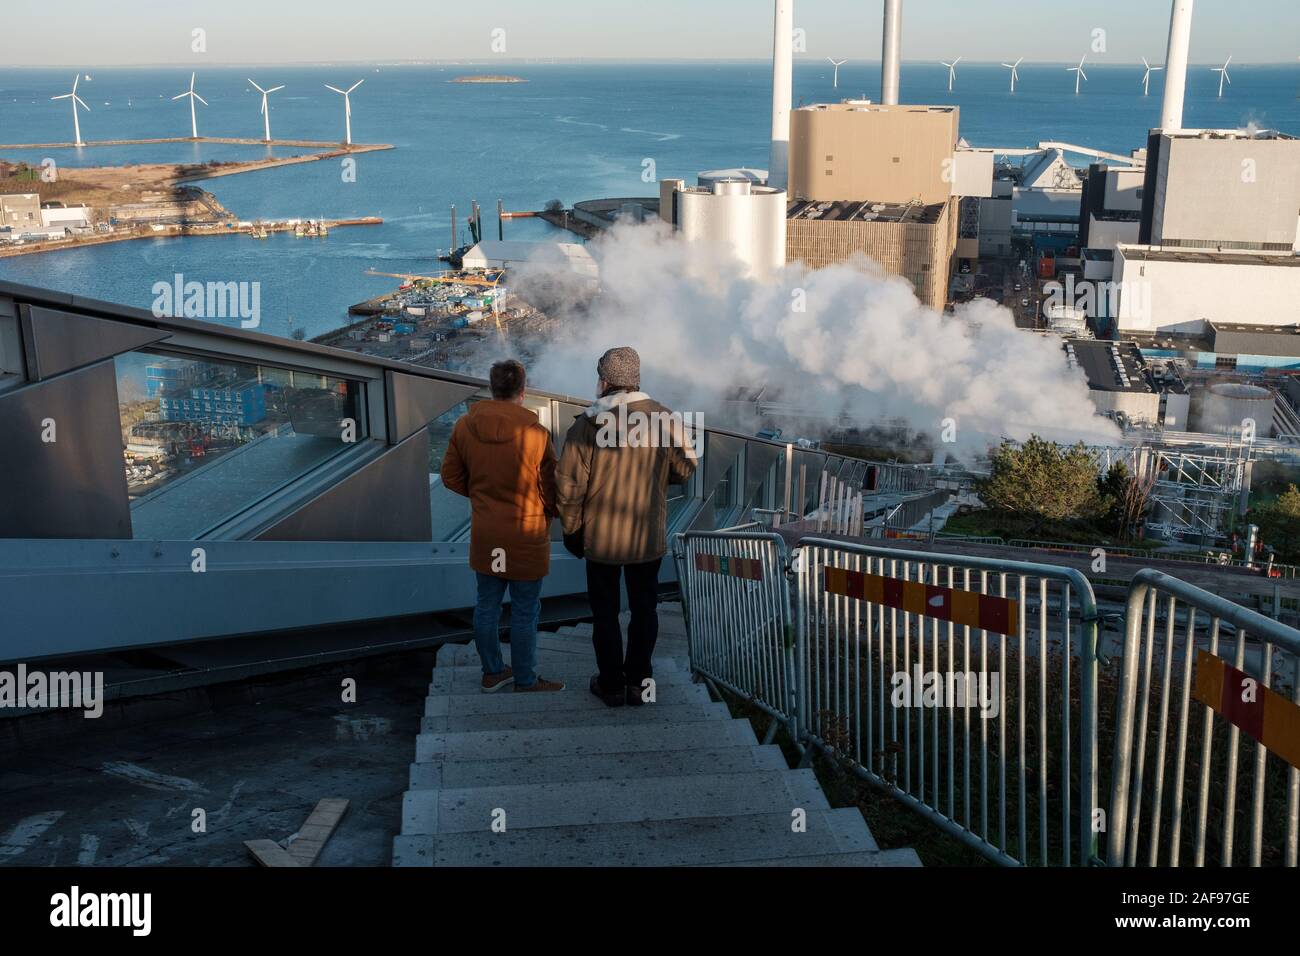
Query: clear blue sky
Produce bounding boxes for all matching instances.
[8,0,1299,65]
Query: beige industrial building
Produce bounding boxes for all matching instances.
[788,103,961,204]
[0,193,41,229]
[781,101,988,312]
[786,198,956,312]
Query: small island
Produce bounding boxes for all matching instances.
[449,75,527,84]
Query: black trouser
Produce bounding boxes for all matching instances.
[586,557,661,693]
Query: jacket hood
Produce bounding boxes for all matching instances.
[466,399,540,444]
[583,391,653,418]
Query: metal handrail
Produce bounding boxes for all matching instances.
[1106,568,1300,867]
[672,530,798,744]
[792,536,1102,867]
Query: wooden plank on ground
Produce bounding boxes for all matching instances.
[244,839,301,868]
[285,798,349,866]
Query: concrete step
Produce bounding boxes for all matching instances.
[437,642,688,677]
[555,619,689,643]
[711,849,924,867]
[423,680,711,717]
[440,641,593,667]
[408,742,788,790]
[415,718,759,762]
[428,662,691,696]
[393,806,879,867]
[420,700,731,734]
[400,768,831,835]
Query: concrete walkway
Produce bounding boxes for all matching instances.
[393,605,920,867]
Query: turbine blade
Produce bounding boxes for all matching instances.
[194,94,208,106]
[172,92,187,100]
[249,79,265,93]
[1143,57,1150,69]
[190,72,196,90]
[325,85,345,94]
[72,74,79,93]
[74,95,89,111]
[268,86,285,93]
[260,98,267,115]
[52,93,72,100]
[348,79,365,93]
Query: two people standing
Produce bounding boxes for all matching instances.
[439,347,697,706]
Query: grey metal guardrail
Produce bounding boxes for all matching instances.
[672,531,797,745]
[791,537,1101,867]
[1106,568,1300,867]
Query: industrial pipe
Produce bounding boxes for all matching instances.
[769,0,794,189]
[881,0,903,106]
[1159,0,1194,130]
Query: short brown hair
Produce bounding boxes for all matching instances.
[489,359,526,400]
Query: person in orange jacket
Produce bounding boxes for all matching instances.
[440,359,565,693]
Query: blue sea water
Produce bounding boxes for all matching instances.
[1,61,1297,339]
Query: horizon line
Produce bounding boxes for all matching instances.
[4,56,1297,69]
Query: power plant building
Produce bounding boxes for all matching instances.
[658,176,787,278]
[783,102,989,312]
[786,198,955,312]
[1065,337,1189,428]
[1115,129,1300,335]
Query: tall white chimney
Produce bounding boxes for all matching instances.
[769,0,794,189]
[881,0,902,106]
[1159,0,1194,130]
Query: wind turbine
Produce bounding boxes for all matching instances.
[1068,55,1088,95]
[1001,57,1023,93]
[1140,57,1162,96]
[325,79,364,145]
[827,58,847,88]
[1212,55,1232,97]
[51,74,90,146]
[941,56,962,92]
[248,79,285,142]
[172,72,207,138]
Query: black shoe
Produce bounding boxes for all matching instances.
[589,674,624,708]
[625,681,647,707]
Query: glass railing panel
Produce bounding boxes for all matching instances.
[116,349,365,539]
[428,399,474,541]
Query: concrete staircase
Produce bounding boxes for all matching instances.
[392,603,920,867]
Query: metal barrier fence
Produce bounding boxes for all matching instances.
[1106,569,1300,867]
[672,531,797,743]
[792,537,1100,867]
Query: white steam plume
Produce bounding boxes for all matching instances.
[506,221,1121,453]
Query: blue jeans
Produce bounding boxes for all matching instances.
[473,573,542,688]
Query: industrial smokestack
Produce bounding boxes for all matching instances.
[1159,0,1194,130]
[881,0,902,106]
[769,0,793,190]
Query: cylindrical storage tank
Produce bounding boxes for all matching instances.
[1196,382,1274,436]
[675,181,787,277]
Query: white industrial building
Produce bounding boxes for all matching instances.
[658,177,787,277]
[40,203,92,232]
[1113,246,1300,334]
[1111,129,1300,334]
[461,239,597,280]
